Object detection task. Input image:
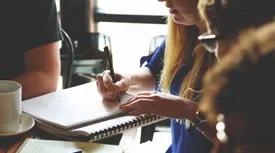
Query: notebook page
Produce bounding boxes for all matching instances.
[22,82,133,130]
[34,114,166,141]
[17,138,123,153]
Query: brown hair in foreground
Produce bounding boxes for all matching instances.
[200,21,275,145]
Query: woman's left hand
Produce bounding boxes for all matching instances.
[120,91,197,118]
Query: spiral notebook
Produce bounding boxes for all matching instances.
[22,82,166,141]
[34,114,164,141]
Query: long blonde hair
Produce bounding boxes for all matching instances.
[160,16,214,100]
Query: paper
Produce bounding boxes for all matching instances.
[23,82,133,130]
[22,82,166,141]
[16,138,123,153]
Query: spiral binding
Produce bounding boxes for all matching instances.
[67,110,128,130]
[89,115,164,141]
[35,114,166,141]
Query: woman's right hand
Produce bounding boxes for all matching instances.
[96,70,130,100]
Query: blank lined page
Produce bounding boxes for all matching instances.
[22,82,133,130]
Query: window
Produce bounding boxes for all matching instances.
[97,0,168,73]
[97,0,167,15]
[55,0,60,12]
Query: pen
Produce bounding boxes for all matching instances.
[104,46,116,83]
[104,46,121,102]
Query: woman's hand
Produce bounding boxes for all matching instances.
[96,70,130,100]
[120,91,197,119]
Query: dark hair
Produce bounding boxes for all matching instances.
[216,49,275,144]
[200,22,275,144]
[199,0,275,36]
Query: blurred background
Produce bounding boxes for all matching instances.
[57,0,168,84]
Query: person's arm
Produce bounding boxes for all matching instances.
[184,101,217,142]
[96,67,156,100]
[120,91,217,142]
[124,67,156,92]
[97,41,164,100]
[13,41,61,99]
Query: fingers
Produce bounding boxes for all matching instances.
[101,70,114,88]
[120,91,187,117]
[121,91,157,106]
[97,71,124,90]
[130,91,160,102]
[96,71,129,101]
[136,91,159,96]
[120,96,155,115]
[97,71,116,89]
[114,79,129,91]
[119,91,164,115]
[96,72,116,99]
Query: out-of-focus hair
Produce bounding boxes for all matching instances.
[200,21,275,144]
[198,0,275,37]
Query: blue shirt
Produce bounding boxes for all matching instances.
[146,42,212,153]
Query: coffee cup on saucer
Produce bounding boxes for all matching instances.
[0,80,22,133]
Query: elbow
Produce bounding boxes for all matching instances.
[46,72,60,92]
[24,75,59,99]
[39,62,61,94]
[46,82,58,93]
[19,68,61,99]
[47,62,61,92]
[34,71,60,97]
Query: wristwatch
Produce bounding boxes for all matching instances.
[192,109,207,127]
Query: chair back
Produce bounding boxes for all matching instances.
[60,29,75,89]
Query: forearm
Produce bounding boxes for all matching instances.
[127,67,156,92]
[168,100,217,142]
[18,41,61,99]
[179,101,216,142]
[13,71,59,100]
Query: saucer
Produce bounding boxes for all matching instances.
[0,113,35,137]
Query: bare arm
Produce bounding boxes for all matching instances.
[96,67,156,100]
[126,67,156,92]
[184,101,217,142]
[120,92,217,142]
[13,41,61,99]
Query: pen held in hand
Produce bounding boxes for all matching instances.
[104,46,116,83]
[104,46,121,102]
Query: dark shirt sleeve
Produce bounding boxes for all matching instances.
[0,0,62,79]
[21,0,62,51]
[145,41,165,84]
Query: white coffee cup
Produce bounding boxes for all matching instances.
[0,80,22,133]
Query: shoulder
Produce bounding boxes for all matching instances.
[21,0,56,16]
[158,41,166,52]
[21,0,61,51]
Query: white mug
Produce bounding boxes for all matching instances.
[0,80,22,133]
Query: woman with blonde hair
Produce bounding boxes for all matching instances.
[97,0,215,152]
